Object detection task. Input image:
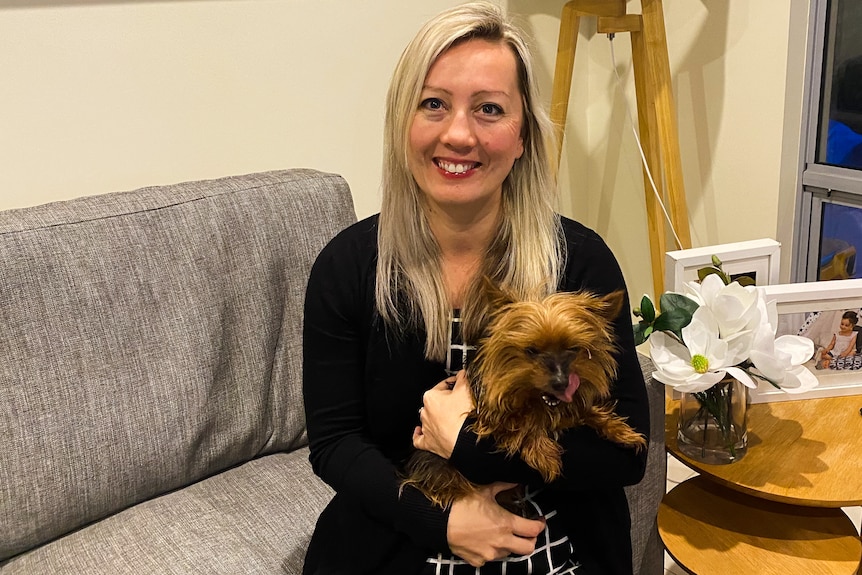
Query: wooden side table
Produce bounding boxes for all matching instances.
[660,395,862,574]
[661,476,861,574]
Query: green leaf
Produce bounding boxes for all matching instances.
[735,275,756,287]
[697,266,716,282]
[638,295,656,323]
[697,267,731,285]
[653,308,692,336]
[659,292,699,318]
[633,322,648,346]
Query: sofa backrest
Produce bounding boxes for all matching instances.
[0,169,356,561]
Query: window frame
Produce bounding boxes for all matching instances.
[794,0,862,281]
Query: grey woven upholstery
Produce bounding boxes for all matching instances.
[628,354,666,575]
[0,169,664,574]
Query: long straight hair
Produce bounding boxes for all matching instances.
[376,2,563,361]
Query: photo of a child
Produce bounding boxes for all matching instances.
[809,309,862,370]
[752,282,862,403]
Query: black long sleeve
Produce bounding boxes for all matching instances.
[302,217,451,558]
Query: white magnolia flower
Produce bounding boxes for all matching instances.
[649,306,756,393]
[644,275,820,398]
[749,315,818,393]
[683,274,762,339]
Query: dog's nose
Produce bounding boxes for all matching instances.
[545,360,569,390]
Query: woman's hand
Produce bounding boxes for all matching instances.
[413,370,473,459]
[447,482,545,567]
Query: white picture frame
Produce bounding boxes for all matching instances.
[664,239,781,293]
[750,278,862,403]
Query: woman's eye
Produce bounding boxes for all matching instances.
[420,98,444,111]
[480,103,503,115]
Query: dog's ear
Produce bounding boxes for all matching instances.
[597,290,625,321]
[467,277,517,341]
[480,276,516,310]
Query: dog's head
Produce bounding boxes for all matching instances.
[472,283,624,415]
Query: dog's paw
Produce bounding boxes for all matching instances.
[495,485,542,519]
[521,436,563,482]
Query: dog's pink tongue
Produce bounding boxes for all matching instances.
[557,373,580,403]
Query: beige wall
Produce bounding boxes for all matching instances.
[0,0,809,302]
[520,1,810,300]
[0,0,464,218]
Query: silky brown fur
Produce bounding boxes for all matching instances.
[401,286,646,511]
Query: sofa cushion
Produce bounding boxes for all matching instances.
[0,449,334,574]
[0,170,355,561]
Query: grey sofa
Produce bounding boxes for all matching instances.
[0,169,665,574]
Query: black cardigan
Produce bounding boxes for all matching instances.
[302,215,649,575]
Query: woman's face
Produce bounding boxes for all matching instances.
[407,39,524,219]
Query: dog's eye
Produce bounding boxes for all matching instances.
[569,346,592,360]
[524,346,539,357]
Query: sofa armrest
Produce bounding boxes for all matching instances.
[626,353,666,575]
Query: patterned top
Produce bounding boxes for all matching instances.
[444,310,476,376]
[422,313,583,575]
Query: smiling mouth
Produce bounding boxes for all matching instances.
[435,159,480,175]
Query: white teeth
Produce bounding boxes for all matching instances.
[438,161,474,174]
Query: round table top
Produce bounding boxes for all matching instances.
[666,394,862,507]
[659,476,862,575]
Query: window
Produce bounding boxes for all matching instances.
[795,0,862,281]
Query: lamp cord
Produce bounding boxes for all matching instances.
[607,33,685,250]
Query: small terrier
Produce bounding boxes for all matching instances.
[401,285,646,512]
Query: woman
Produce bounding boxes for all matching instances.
[302,3,649,574]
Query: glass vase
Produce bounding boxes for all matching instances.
[677,376,749,464]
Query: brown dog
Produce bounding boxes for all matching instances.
[401,286,646,511]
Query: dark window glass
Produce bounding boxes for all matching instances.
[818,202,862,279]
[817,1,862,169]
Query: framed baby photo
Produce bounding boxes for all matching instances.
[750,278,862,404]
[664,238,781,293]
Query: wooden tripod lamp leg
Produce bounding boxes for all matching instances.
[551,1,626,166]
[600,14,667,299]
[550,1,581,167]
[642,0,691,250]
[631,37,667,300]
[552,0,685,297]
[631,24,668,299]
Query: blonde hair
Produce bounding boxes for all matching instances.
[376,1,562,360]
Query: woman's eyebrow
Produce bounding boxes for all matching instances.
[421,85,513,99]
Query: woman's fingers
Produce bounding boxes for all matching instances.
[447,482,544,566]
[450,369,473,405]
[414,371,473,458]
[506,533,540,558]
[512,514,546,539]
[432,379,454,391]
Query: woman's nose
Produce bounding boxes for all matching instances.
[440,110,476,150]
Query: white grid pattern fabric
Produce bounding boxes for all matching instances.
[445,311,476,376]
[423,488,582,575]
[429,314,582,574]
